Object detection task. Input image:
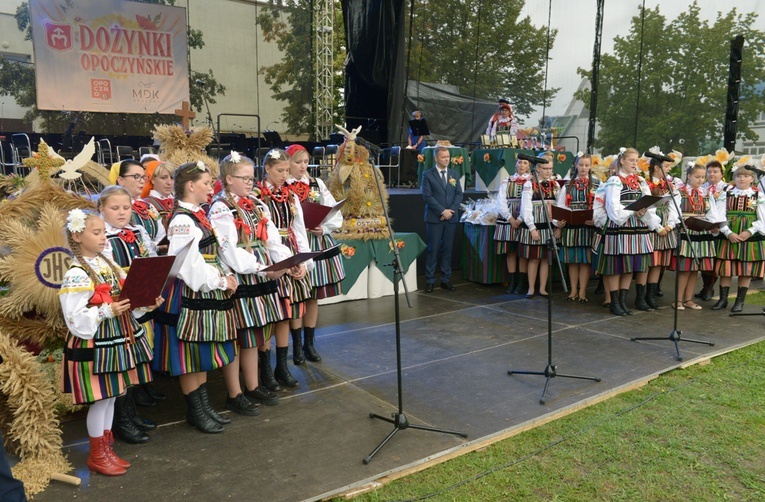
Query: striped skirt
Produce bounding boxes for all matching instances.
[232,273,285,330]
[238,324,273,349]
[559,225,594,264]
[308,233,345,299]
[668,231,716,272]
[493,220,518,254]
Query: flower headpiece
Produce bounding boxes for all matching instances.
[230,151,241,164]
[576,151,584,158]
[668,150,683,168]
[66,209,87,233]
[193,160,207,172]
[618,147,627,156]
[268,150,281,160]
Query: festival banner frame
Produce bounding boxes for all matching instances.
[30,0,189,114]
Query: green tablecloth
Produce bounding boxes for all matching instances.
[470,148,575,191]
[461,223,508,285]
[416,146,472,186]
[335,232,426,291]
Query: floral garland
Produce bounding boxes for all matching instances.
[132,200,153,219]
[257,182,291,204]
[118,228,137,243]
[289,181,311,202]
[684,187,705,214]
[532,180,557,198]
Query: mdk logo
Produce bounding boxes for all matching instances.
[44,22,72,51]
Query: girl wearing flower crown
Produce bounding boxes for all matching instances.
[594,148,665,316]
[668,164,718,310]
[98,185,158,444]
[253,149,312,390]
[517,152,561,298]
[111,159,167,256]
[140,160,176,244]
[60,209,162,476]
[286,144,345,365]
[556,153,599,302]
[494,157,532,294]
[209,151,289,412]
[151,161,239,434]
[711,166,765,312]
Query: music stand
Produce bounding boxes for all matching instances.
[263,130,284,149]
[408,119,430,137]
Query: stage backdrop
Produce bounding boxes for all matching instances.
[30,0,189,114]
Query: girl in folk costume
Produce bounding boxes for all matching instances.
[594,148,666,316]
[696,160,731,301]
[668,164,718,310]
[152,161,239,434]
[110,160,167,256]
[59,209,162,476]
[140,160,176,245]
[98,186,158,444]
[711,166,765,312]
[517,152,561,298]
[209,152,289,410]
[254,149,312,390]
[485,100,518,140]
[494,157,532,294]
[556,153,599,302]
[286,144,345,364]
[636,156,680,310]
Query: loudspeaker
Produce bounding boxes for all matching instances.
[723,36,745,153]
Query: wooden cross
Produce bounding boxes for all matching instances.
[174,100,196,130]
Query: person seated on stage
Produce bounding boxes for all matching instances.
[407,111,427,152]
[486,99,518,141]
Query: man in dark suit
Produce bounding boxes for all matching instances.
[422,146,463,292]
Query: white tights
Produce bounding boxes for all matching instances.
[86,397,116,438]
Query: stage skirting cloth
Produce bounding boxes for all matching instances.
[318,232,427,304]
[470,148,575,192]
[416,146,471,189]
[461,223,508,285]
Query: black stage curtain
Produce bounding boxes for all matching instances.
[342,0,406,147]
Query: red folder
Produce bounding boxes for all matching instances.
[301,199,346,230]
[118,256,176,308]
[551,206,593,226]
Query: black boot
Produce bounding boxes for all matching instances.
[274,346,300,388]
[702,275,717,301]
[645,283,660,310]
[198,382,231,425]
[113,393,149,444]
[258,349,280,392]
[711,286,730,310]
[125,387,156,431]
[514,273,528,295]
[291,328,305,365]
[142,382,166,402]
[303,327,321,362]
[634,284,653,311]
[594,276,604,295]
[618,289,633,315]
[132,384,156,407]
[609,290,627,316]
[185,388,224,434]
[505,272,517,294]
[655,271,664,297]
[730,286,748,313]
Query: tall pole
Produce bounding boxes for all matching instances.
[587,0,605,153]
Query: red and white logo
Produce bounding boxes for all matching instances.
[44,22,72,51]
[91,79,112,101]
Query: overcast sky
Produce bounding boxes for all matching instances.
[519,0,765,120]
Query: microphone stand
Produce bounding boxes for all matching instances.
[630,169,714,360]
[508,165,601,404]
[364,158,467,464]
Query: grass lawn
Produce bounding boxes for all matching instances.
[342,339,765,501]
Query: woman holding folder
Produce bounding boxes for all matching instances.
[594,148,666,316]
[286,144,345,364]
[556,153,599,302]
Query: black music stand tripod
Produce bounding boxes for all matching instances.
[364,161,467,464]
[508,163,601,404]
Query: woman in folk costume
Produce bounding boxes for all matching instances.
[636,155,680,310]
[152,161,239,434]
[98,186,158,444]
[668,164,719,310]
[110,160,167,255]
[286,144,345,364]
[253,149,312,390]
[695,160,731,301]
[494,157,532,294]
[485,99,518,140]
[594,148,666,316]
[556,153,599,302]
[140,160,176,249]
[60,209,162,476]
[209,152,289,410]
[711,166,765,312]
[517,152,561,298]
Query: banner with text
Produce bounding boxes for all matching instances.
[30,0,189,114]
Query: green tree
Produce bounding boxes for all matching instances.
[575,2,765,155]
[256,0,345,138]
[410,0,558,118]
[1,0,225,137]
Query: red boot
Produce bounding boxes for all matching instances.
[104,430,131,469]
[87,436,126,476]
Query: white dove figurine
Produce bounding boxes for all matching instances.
[57,137,96,180]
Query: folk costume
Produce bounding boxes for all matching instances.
[696,179,732,300]
[669,183,717,272]
[494,173,531,254]
[517,178,559,260]
[646,176,680,267]
[556,175,600,264]
[142,190,175,233]
[130,197,166,256]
